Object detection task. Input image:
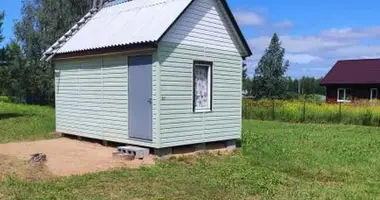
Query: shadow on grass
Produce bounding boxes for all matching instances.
[0,113,27,120]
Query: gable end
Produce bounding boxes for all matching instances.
[161,0,251,58]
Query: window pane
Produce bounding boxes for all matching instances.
[338,89,344,100]
[345,89,352,100]
[195,65,209,109]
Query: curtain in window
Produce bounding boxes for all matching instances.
[195,66,209,109]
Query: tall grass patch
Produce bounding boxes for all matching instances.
[243,99,380,126]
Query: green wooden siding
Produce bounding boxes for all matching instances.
[157,42,242,148]
[55,54,159,148]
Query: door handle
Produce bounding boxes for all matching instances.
[147,98,152,104]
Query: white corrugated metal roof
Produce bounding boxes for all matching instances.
[47,0,192,56]
[42,0,252,60]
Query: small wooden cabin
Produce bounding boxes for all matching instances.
[42,0,252,152]
[321,59,380,103]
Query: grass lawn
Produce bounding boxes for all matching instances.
[0,102,55,143]
[1,117,380,199]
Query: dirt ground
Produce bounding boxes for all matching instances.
[0,138,155,177]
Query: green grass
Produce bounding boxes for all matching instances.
[0,102,55,143]
[1,120,380,199]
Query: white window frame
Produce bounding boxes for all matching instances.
[193,61,213,113]
[337,88,351,103]
[370,88,378,100]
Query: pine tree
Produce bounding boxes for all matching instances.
[253,33,289,99]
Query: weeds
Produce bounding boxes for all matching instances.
[243,99,380,126]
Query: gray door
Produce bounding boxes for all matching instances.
[128,55,153,141]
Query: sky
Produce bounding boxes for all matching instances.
[2,0,380,78]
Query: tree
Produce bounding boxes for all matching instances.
[12,0,92,105]
[0,11,4,43]
[283,76,326,99]
[2,41,27,101]
[0,12,6,94]
[296,76,325,95]
[253,33,289,99]
[0,48,8,95]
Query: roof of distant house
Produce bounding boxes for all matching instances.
[321,58,380,85]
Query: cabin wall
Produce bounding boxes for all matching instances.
[157,0,243,148]
[326,84,380,103]
[55,54,158,148]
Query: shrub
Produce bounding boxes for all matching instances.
[0,96,11,103]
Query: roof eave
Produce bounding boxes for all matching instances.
[52,42,158,61]
[219,0,252,57]
[322,82,380,85]
[41,9,99,62]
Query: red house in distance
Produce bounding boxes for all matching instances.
[321,59,380,103]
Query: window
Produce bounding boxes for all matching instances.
[337,88,352,102]
[370,88,378,100]
[193,61,213,112]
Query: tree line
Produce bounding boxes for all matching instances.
[243,33,325,99]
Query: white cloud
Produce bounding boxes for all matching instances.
[247,52,322,65]
[286,54,323,64]
[248,36,272,52]
[274,20,293,29]
[244,55,262,75]
[328,45,380,57]
[320,28,364,39]
[244,53,322,76]
[244,20,380,77]
[234,11,264,26]
[320,26,380,39]
[360,55,380,59]
[249,25,380,59]
[308,67,330,72]
[249,35,352,54]
[281,36,352,53]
